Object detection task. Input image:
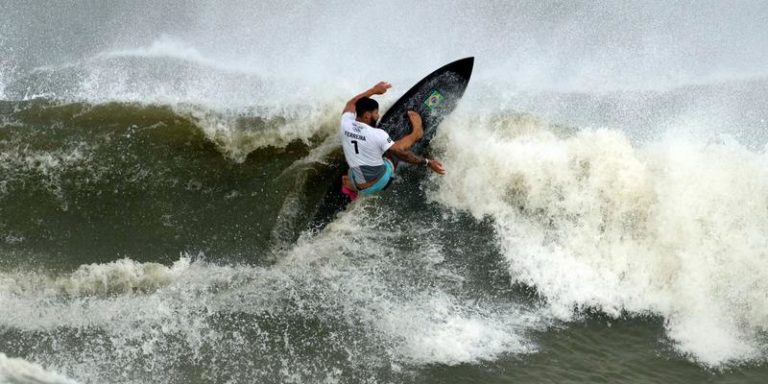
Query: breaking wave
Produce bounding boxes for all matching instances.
[433,111,768,366]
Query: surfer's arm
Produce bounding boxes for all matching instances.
[343,81,392,113]
[385,111,445,174]
[385,111,424,158]
[385,147,446,175]
[393,111,424,149]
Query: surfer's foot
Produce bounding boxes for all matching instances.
[340,183,358,201]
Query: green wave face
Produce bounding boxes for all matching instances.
[0,100,339,267]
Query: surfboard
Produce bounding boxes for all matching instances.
[310,57,474,228]
[378,57,474,154]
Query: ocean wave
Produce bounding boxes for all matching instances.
[432,112,768,366]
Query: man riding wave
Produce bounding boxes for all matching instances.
[340,81,445,200]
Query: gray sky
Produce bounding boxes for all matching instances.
[2,0,768,91]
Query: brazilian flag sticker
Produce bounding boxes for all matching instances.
[424,90,444,111]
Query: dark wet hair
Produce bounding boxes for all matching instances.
[355,97,379,115]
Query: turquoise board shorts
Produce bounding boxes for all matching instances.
[349,158,394,196]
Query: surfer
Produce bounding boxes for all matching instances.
[340,81,445,199]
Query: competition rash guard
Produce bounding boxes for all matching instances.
[339,112,394,183]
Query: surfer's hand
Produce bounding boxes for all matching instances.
[428,159,445,175]
[407,110,422,125]
[371,81,391,95]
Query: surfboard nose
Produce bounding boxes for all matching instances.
[445,57,474,80]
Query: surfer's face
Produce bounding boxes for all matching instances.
[363,110,379,127]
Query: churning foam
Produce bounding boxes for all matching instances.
[0,206,540,382]
[0,353,79,384]
[432,111,768,366]
[0,258,190,299]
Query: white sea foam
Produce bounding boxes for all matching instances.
[371,292,535,365]
[0,353,79,384]
[287,205,543,364]
[0,258,190,298]
[431,111,768,366]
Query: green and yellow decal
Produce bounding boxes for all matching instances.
[424,90,445,111]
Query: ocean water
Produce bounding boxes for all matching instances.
[1,1,768,383]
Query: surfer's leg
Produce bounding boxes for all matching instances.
[342,175,355,190]
[384,154,399,174]
[340,174,358,201]
[357,158,394,196]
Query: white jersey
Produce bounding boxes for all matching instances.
[340,112,394,183]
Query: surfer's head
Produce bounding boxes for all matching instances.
[355,97,379,127]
